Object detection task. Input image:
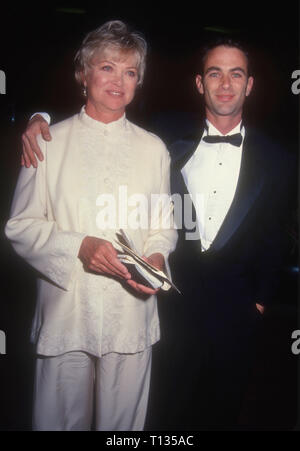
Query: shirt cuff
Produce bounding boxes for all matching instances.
[30,112,51,125]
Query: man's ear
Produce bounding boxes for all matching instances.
[195,74,204,94]
[246,76,254,97]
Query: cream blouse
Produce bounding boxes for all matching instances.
[5,107,177,357]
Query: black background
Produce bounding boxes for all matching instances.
[0,2,299,431]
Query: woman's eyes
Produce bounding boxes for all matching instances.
[99,66,137,77]
[127,70,137,78]
[101,65,113,72]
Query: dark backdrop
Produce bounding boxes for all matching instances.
[0,2,298,431]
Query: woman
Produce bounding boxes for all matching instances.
[5,20,177,431]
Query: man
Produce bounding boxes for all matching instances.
[20,37,293,430]
[144,37,294,431]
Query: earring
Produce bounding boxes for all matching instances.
[83,85,87,97]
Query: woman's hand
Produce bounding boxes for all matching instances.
[145,253,166,272]
[21,114,52,168]
[78,236,131,279]
[126,253,165,295]
[79,239,165,296]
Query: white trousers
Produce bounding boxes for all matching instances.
[32,348,152,431]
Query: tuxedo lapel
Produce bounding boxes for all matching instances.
[171,126,204,169]
[209,129,265,252]
[170,126,266,253]
[170,130,204,243]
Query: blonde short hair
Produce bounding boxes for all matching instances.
[74,20,147,86]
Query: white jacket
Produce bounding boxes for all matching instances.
[5,108,177,357]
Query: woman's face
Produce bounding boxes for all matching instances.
[83,46,139,123]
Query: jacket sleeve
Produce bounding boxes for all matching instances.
[143,145,178,266]
[253,149,296,305]
[5,150,85,291]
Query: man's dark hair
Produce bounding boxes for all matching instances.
[198,36,253,77]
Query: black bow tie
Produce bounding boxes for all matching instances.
[203,133,243,147]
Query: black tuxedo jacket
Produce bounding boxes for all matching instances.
[167,124,293,334]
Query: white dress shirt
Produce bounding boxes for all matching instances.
[6,107,177,357]
[182,120,245,251]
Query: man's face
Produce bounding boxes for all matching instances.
[196,45,254,120]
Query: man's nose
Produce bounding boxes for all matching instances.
[220,74,231,89]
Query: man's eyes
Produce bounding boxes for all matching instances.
[208,72,243,78]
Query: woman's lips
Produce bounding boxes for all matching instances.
[107,90,123,97]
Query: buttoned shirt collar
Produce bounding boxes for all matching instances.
[78,105,127,133]
[182,119,245,252]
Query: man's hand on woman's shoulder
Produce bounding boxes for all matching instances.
[21,114,52,168]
